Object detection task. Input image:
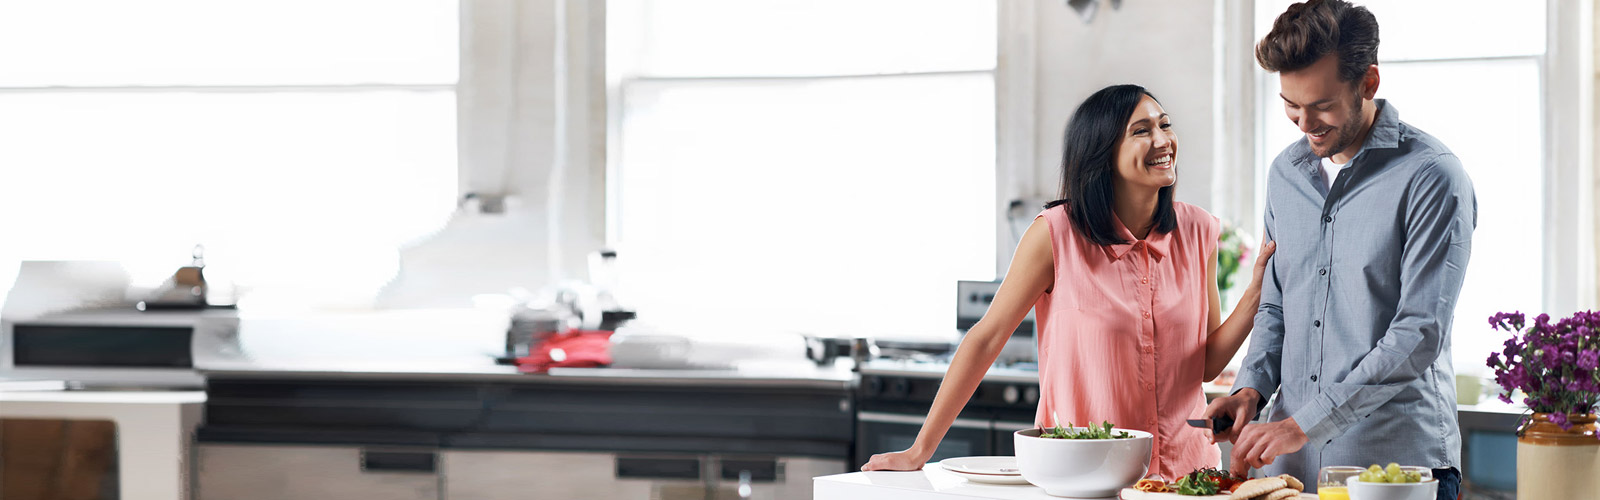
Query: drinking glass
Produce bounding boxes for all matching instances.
[1317,466,1363,500]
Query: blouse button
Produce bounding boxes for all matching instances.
[1142,312,1151,319]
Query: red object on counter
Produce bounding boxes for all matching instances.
[515,330,614,373]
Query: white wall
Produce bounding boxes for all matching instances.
[994,0,1246,274]
[1025,1,1219,210]
[378,0,606,308]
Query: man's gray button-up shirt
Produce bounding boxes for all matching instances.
[1232,100,1476,479]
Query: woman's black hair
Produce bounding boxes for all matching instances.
[1043,84,1177,246]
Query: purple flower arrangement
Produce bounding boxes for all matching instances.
[1486,310,1600,434]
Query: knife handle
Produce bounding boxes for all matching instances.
[1211,415,1235,434]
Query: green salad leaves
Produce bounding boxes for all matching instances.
[1037,420,1133,440]
[1173,469,1221,496]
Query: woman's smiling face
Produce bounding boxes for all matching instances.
[1114,95,1177,191]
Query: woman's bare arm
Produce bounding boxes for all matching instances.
[860,217,1056,470]
[1203,240,1275,382]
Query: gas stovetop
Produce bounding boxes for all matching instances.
[854,357,1040,418]
[857,357,1038,384]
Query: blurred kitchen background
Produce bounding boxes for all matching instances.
[0,1,1586,499]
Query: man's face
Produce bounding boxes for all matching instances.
[1278,53,1375,161]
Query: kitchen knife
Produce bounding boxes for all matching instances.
[1185,415,1235,434]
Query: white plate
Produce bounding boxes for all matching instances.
[950,470,1033,485]
[939,456,1031,484]
[940,456,1021,476]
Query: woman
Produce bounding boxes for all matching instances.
[861,84,1274,479]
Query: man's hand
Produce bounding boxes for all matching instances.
[1202,388,1262,444]
[1228,417,1309,477]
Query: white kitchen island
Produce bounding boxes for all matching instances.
[813,465,1117,500]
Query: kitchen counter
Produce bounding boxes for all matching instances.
[198,310,855,390]
[199,358,855,390]
[815,467,1319,500]
[815,466,1112,500]
[195,356,857,460]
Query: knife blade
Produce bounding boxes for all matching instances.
[1185,415,1235,434]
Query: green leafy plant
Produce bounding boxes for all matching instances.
[1216,221,1255,294]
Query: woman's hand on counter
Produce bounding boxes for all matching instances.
[860,448,930,471]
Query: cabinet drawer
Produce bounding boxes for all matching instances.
[197,444,437,500]
[442,450,659,500]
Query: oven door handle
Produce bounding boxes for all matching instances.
[993,420,1037,433]
[857,411,990,430]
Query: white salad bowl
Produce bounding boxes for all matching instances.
[1013,427,1153,498]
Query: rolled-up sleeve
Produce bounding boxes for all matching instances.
[1290,154,1476,445]
[1232,199,1284,413]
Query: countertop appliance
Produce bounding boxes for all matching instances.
[1,307,242,389]
[957,280,1036,366]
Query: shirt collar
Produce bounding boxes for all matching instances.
[1101,216,1170,262]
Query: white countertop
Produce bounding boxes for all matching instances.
[0,389,205,404]
[814,468,1319,500]
[813,465,1116,500]
[198,357,855,389]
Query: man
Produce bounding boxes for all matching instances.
[1203,2,1474,499]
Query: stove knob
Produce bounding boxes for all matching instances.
[1023,386,1039,405]
[863,376,883,397]
[888,378,911,399]
[1003,385,1020,404]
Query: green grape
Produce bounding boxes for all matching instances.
[1403,471,1422,483]
[1384,463,1403,483]
[1368,464,1383,474]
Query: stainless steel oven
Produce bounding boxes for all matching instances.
[856,411,992,465]
[853,360,1039,467]
[1,307,241,388]
[991,419,1035,456]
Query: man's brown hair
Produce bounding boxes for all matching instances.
[1256,0,1379,84]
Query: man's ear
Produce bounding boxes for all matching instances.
[1360,64,1380,100]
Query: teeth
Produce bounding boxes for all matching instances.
[1145,155,1172,166]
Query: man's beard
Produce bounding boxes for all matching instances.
[1311,96,1365,159]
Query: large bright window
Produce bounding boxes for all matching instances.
[609,0,997,339]
[0,1,459,307]
[1253,1,1546,376]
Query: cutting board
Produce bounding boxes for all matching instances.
[1118,489,1316,499]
